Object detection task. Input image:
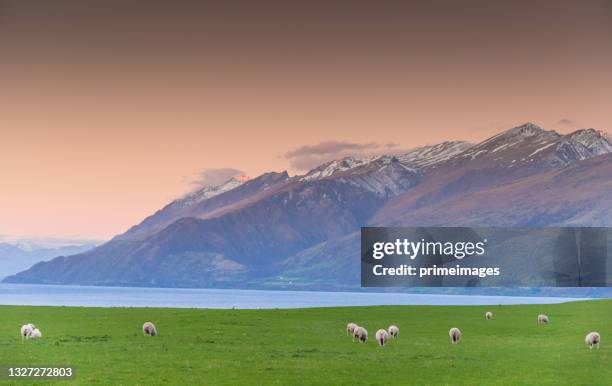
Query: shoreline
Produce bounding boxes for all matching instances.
[0,283,595,309]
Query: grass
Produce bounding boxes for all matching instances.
[0,300,610,385]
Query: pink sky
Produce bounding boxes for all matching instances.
[1,1,611,239]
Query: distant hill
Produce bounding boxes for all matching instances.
[0,240,98,279]
[5,123,612,292]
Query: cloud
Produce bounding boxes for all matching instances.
[283,141,399,171]
[558,118,575,126]
[191,168,245,187]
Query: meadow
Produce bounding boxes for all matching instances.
[1,299,610,385]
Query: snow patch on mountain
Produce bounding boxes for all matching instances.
[396,141,473,168]
[528,142,556,157]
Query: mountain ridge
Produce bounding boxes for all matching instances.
[5,123,611,289]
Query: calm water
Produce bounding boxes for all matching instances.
[0,284,587,308]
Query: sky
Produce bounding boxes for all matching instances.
[1,0,611,240]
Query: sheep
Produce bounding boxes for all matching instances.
[449,327,461,344]
[585,332,600,350]
[30,328,42,339]
[485,311,493,320]
[376,329,389,347]
[353,326,368,343]
[388,325,399,338]
[537,314,549,324]
[347,322,358,339]
[20,323,35,340]
[143,322,157,336]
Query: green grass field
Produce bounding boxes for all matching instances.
[1,300,610,385]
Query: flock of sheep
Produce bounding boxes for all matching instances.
[347,322,399,347]
[20,321,158,340]
[346,312,602,350]
[18,312,603,351]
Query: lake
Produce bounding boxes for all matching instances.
[0,284,588,308]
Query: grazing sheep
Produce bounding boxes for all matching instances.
[347,322,358,338]
[449,327,461,344]
[353,326,368,343]
[537,314,549,324]
[585,332,600,350]
[30,328,42,339]
[20,323,35,340]
[143,322,157,336]
[485,312,493,320]
[388,325,399,338]
[376,329,389,347]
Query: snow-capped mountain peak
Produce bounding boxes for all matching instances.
[300,156,375,182]
[298,155,419,197]
[505,122,547,137]
[460,123,560,162]
[182,176,248,206]
[482,122,559,144]
[564,128,612,155]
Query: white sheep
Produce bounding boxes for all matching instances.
[376,329,389,347]
[353,326,368,343]
[585,332,600,350]
[485,311,493,320]
[537,314,549,324]
[449,327,461,344]
[388,325,399,338]
[20,323,35,340]
[30,328,42,339]
[347,322,358,339]
[143,322,157,336]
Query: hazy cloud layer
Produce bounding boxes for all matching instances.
[558,118,576,126]
[284,141,399,171]
[192,168,245,186]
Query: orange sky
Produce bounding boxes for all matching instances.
[1,1,611,239]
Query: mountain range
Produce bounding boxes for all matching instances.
[0,240,98,280]
[4,123,612,291]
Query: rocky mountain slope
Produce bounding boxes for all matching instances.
[118,172,290,240]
